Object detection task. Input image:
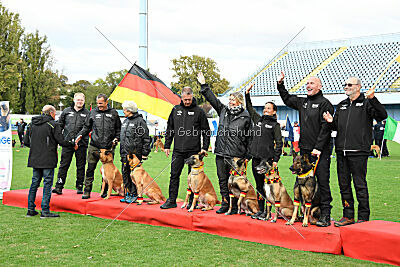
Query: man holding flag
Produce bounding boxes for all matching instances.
[277,72,334,227]
[323,77,387,226]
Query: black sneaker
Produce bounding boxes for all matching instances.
[216,202,229,214]
[160,199,177,209]
[26,210,39,217]
[316,213,331,227]
[82,191,91,199]
[52,187,63,195]
[40,212,60,219]
[251,211,263,219]
[76,186,83,194]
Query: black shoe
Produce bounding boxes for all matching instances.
[26,210,39,217]
[76,186,83,194]
[216,202,229,214]
[40,212,60,218]
[82,191,91,199]
[316,213,331,227]
[257,211,268,220]
[160,199,177,209]
[52,187,63,195]
[251,211,263,219]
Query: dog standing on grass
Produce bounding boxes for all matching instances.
[255,159,294,222]
[226,158,259,216]
[287,154,321,227]
[127,153,166,205]
[153,136,165,153]
[181,151,220,212]
[97,149,124,199]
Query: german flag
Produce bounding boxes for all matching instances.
[110,64,180,119]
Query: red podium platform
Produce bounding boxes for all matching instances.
[340,220,400,266]
[3,189,400,265]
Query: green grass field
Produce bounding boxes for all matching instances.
[1,137,399,266]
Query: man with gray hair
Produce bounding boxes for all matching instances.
[119,100,151,203]
[53,92,89,195]
[323,77,387,226]
[24,105,74,218]
[160,86,210,209]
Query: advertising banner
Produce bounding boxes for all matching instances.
[0,101,12,199]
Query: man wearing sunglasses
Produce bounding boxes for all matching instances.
[277,72,334,227]
[323,77,387,226]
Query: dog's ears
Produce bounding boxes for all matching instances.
[237,158,246,167]
[302,153,309,163]
[199,151,208,161]
[105,150,112,155]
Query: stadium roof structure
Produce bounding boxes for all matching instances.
[225,33,400,102]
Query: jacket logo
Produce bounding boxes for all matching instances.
[106,114,112,117]
[257,122,262,127]
[356,103,363,107]
[303,102,308,109]
[340,106,347,110]
[188,112,194,115]
[80,114,87,117]
[312,104,319,108]
[177,110,182,116]
[265,124,273,129]
[95,114,102,118]
[129,123,135,126]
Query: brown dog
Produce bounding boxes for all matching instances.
[371,145,380,157]
[154,136,165,152]
[226,158,259,216]
[181,152,220,212]
[127,153,166,205]
[287,154,321,227]
[97,149,124,199]
[255,159,294,222]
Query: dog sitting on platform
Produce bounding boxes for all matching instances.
[255,159,294,222]
[226,157,259,216]
[127,153,166,205]
[181,151,220,212]
[287,154,321,227]
[97,149,124,199]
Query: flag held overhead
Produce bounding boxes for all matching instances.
[110,64,180,120]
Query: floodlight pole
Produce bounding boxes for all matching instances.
[139,0,148,69]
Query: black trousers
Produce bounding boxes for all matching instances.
[168,151,196,201]
[215,155,233,203]
[121,156,138,195]
[375,139,389,156]
[56,145,87,189]
[336,152,369,221]
[18,133,24,145]
[301,149,332,214]
[252,157,265,211]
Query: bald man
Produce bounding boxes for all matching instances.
[24,105,74,218]
[277,72,334,227]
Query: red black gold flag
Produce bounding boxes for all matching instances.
[110,64,180,119]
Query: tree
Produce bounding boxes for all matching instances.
[94,69,127,109]
[0,3,24,112]
[170,55,230,103]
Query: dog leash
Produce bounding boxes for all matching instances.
[223,158,305,240]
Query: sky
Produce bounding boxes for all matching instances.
[3,0,400,88]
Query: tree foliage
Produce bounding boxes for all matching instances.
[171,55,230,103]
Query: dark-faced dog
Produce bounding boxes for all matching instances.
[12,139,16,147]
[182,151,220,212]
[287,154,320,227]
[97,149,124,199]
[226,157,259,216]
[255,160,294,222]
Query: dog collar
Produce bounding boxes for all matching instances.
[298,169,313,178]
[192,166,204,170]
[264,176,281,184]
[229,169,246,176]
[130,161,142,171]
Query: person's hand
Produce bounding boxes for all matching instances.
[200,149,207,155]
[323,111,333,123]
[311,149,321,156]
[74,144,79,151]
[366,86,375,99]
[142,155,148,160]
[165,149,170,157]
[245,82,255,94]
[112,138,119,145]
[197,72,206,85]
[272,162,278,169]
[277,71,285,83]
[75,135,82,145]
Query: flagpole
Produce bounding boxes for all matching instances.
[371,52,400,90]
[379,140,384,160]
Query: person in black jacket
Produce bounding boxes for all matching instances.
[75,94,121,199]
[245,83,283,220]
[374,120,389,157]
[323,77,387,226]
[24,105,74,218]
[277,72,334,227]
[198,72,252,214]
[52,93,90,195]
[119,100,151,203]
[16,118,27,147]
[160,86,210,209]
